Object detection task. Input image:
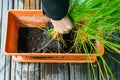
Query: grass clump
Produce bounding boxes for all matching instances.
[68,0,120,79]
[68,0,120,53]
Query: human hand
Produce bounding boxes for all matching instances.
[51,16,74,34]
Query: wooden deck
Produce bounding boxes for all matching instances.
[0,0,120,80]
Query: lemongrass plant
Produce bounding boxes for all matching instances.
[67,0,120,79]
[68,0,120,53]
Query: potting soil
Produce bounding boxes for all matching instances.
[18,23,95,53]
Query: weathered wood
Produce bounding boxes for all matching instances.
[29,63,35,80]
[0,0,2,32]
[16,62,22,80]
[24,0,30,9]
[5,56,11,80]
[64,64,69,80]
[11,58,16,80]
[0,55,5,80]
[0,0,2,50]
[0,0,9,80]
[74,64,81,80]
[58,64,66,80]
[18,0,24,9]
[5,1,13,80]
[51,64,58,80]
[81,64,87,80]
[36,0,40,9]
[22,63,29,80]
[29,0,35,9]
[14,0,18,9]
[1,0,8,51]
[45,63,52,80]
[40,63,45,80]
[8,0,13,9]
[81,64,88,80]
[69,64,75,80]
[34,63,40,80]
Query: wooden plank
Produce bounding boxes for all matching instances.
[45,63,52,80]
[74,64,81,80]
[16,62,22,80]
[58,64,66,80]
[0,0,8,80]
[8,0,13,9]
[0,55,5,80]
[1,0,8,52]
[64,64,69,80]
[14,0,18,9]
[51,64,58,80]
[11,58,16,80]
[35,63,40,80]
[39,63,42,80]
[18,0,24,9]
[69,64,75,80]
[5,1,13,80]
[40,63,45,80]
[81,64,88,80]
[5,56,11,80]
[0,0,2,28]
[35,0,40,9]
[0,0,2,49]
[22,63,29,80]
[28,63,35,80]
[24,0,30,9]
[29,0,35,9]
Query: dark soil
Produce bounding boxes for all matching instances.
[18,23,95,53]
[18,23,65,53]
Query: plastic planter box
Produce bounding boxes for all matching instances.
[4,10,104,63]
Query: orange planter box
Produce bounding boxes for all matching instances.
[4,10,104,63]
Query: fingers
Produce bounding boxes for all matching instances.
[51,16,74,34]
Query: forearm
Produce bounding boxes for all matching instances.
[42,0,69,20]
